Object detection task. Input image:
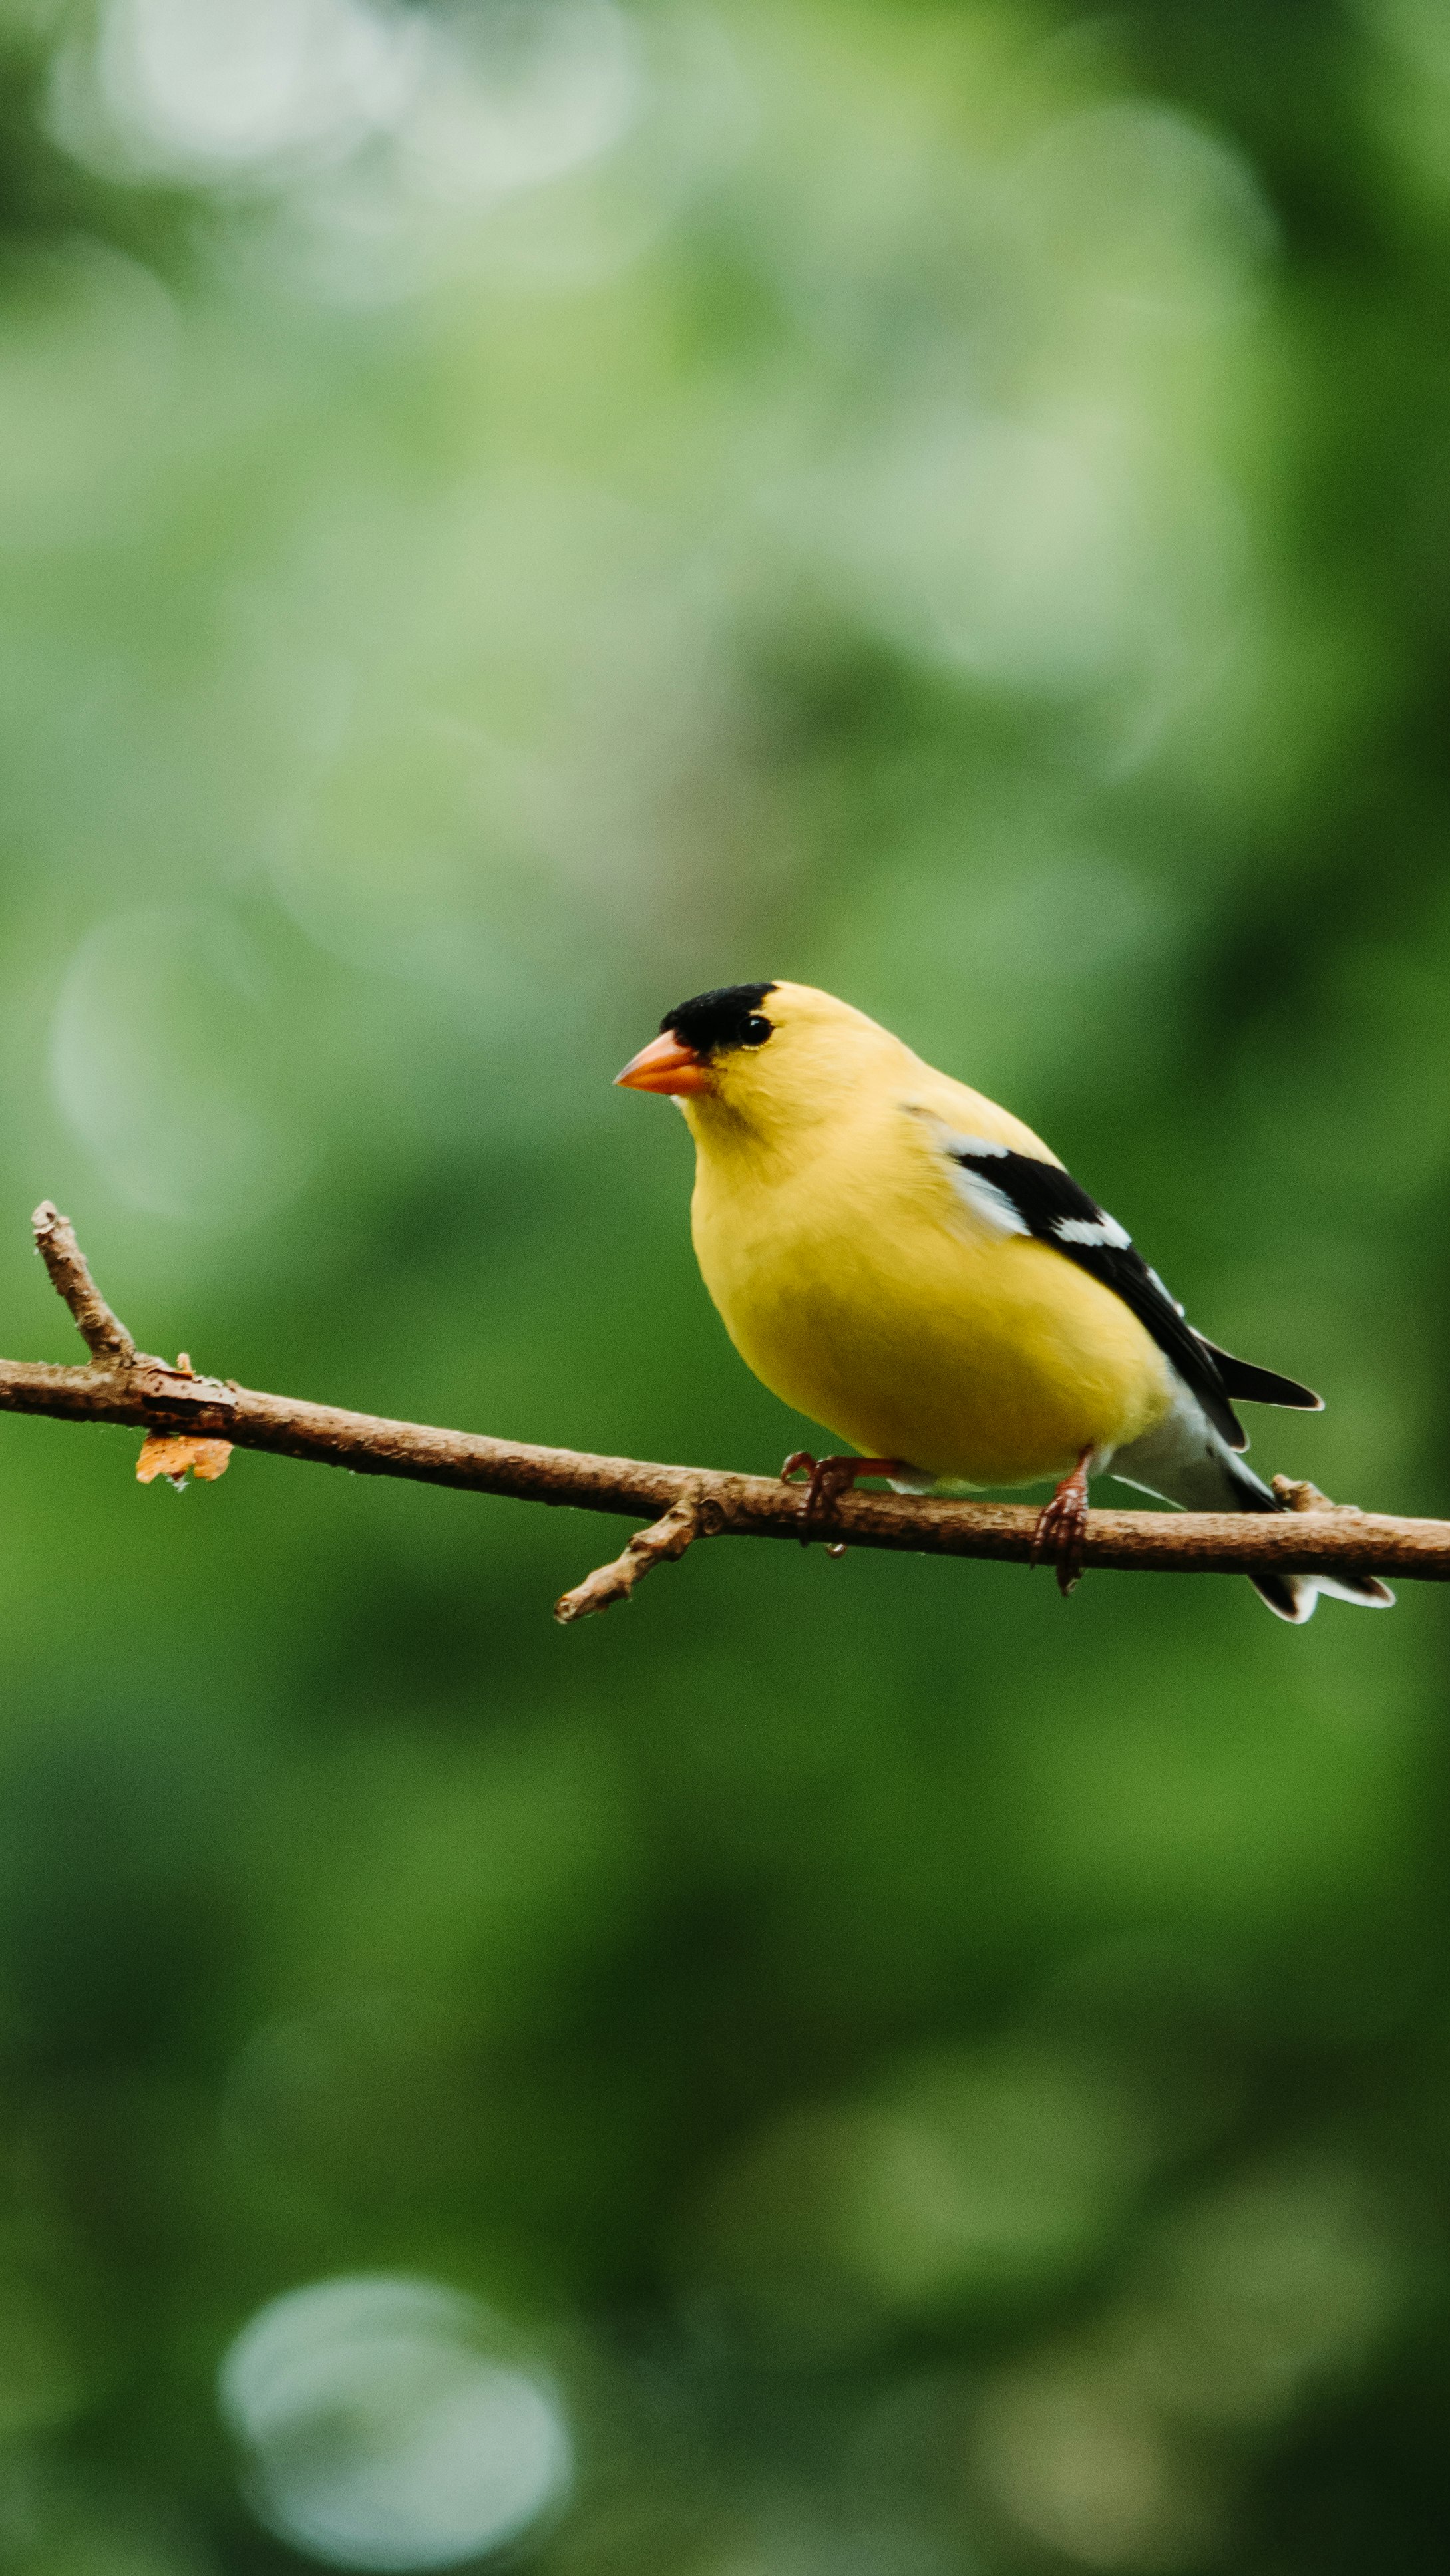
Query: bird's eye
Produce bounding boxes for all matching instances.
[741,1015,772,1046]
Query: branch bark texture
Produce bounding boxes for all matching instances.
[7,1204,1448,1621]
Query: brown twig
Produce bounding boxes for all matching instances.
[32,1200,136,1364]
[5,1204,1449,1621]
[554,1493,705,1623]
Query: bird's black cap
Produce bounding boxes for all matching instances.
[661,983,777,1056]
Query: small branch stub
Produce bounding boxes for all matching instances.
[554,1494,705,1624]
[1272,1474,1358,1515]
[32,1202,135,1365]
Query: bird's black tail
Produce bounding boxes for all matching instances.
[1225,1456,1394,1623]
[1249,1565,1394,1622]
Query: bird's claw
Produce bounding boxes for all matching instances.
[781,1450,852,1549]
[1030,1456,1092,1597]
[781,1452,904,1554]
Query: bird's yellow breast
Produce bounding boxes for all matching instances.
[687,1090,1174,1489]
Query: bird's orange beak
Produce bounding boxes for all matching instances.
[614,1032,712,1096]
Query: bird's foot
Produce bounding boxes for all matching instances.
[1030,1449,1093,1597]
[781,1452,906,1554]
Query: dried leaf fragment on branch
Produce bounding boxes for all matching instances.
[136,1434,234,1491]
[3,1202,1447,1625]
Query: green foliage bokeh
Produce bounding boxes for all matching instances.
[0,2,1445,2570]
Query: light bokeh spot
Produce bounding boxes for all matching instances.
[52,0,415,182]
[50,906,315,1226]
[219,2275,573,2569]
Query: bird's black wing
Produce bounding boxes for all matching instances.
[944,1139,1318,1452]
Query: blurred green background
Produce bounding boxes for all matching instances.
[0,0,1445,2569]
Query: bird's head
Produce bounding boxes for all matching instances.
[615,981,909,1144]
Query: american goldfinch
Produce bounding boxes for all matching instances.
[616,979,1392,1622]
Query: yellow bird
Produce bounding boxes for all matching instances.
[616,979,1392,1621]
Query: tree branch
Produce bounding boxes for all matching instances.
[4,1204,1447,1621]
